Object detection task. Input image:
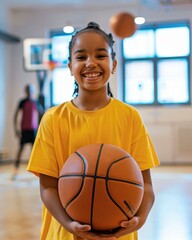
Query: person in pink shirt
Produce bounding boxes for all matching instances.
[13,84,44,177]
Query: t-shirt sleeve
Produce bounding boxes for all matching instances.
[27,110,59,178]
[130,110,160,171]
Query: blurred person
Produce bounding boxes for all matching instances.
[13,83,44,178]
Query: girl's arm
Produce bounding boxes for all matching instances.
[39,174,115,240]
[40,174,91,233]
[134,169,155,226]
[114,169,155,238]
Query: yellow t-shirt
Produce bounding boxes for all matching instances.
[27,98,159,240]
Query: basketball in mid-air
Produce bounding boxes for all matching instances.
[109,12,137,39]
[58,143,144,233]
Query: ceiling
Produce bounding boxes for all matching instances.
[3,0,138,10]
[160,0,192,4]
[2,0,192,10]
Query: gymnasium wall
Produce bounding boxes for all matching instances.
[0,6,13,160]
[1,3,192,164]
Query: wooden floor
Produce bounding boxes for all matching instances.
[0,163,192,240]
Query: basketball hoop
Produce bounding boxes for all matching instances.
[44,60,58,71]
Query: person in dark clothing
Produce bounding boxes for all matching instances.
[13,84,44,177]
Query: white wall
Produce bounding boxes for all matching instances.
[0,6,14,159]
[1,4,192,163]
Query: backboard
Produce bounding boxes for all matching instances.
[23,36,72,71]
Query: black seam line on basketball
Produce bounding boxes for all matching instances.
[58,151,87,179]
[105,156,138,218]
[64,151,86,210]
[90,143,104,228]
[105,185,133,218]
[107,155,143,187]
[123,200,134,214]
[59,174,143,188]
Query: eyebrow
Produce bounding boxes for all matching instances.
[74,48,109,55]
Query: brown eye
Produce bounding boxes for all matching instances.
[97,55,106,58]
[96,53,108,59]
[75,55,86,60]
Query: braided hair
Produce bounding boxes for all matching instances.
[68,22,116,98]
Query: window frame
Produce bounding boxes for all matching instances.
[122,20,191,106]
[49,29,75,106]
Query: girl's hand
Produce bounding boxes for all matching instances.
[112,216,140,238]
[70,221,116,240]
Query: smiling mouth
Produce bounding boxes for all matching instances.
[82,72,102,78]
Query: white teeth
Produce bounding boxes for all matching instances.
[83,73,101,78]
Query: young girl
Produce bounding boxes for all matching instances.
[27,22,159,240]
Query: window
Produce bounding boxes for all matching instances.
[122,21,190,105]
[50,31,75,106]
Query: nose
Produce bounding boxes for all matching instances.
[86,57,97,68]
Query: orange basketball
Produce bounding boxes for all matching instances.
[58,143,144,233]
[109,12,137,39]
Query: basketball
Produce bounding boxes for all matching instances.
[58,143,144,233]
[109,12,137,39]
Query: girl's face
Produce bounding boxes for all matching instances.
[68,32,117,93]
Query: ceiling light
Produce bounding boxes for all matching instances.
[134,17,146,25]
[63,26,74,34]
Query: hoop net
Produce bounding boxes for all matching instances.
[44,61,58,71]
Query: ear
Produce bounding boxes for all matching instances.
[112,60,117,74]
[68,62,73,76]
